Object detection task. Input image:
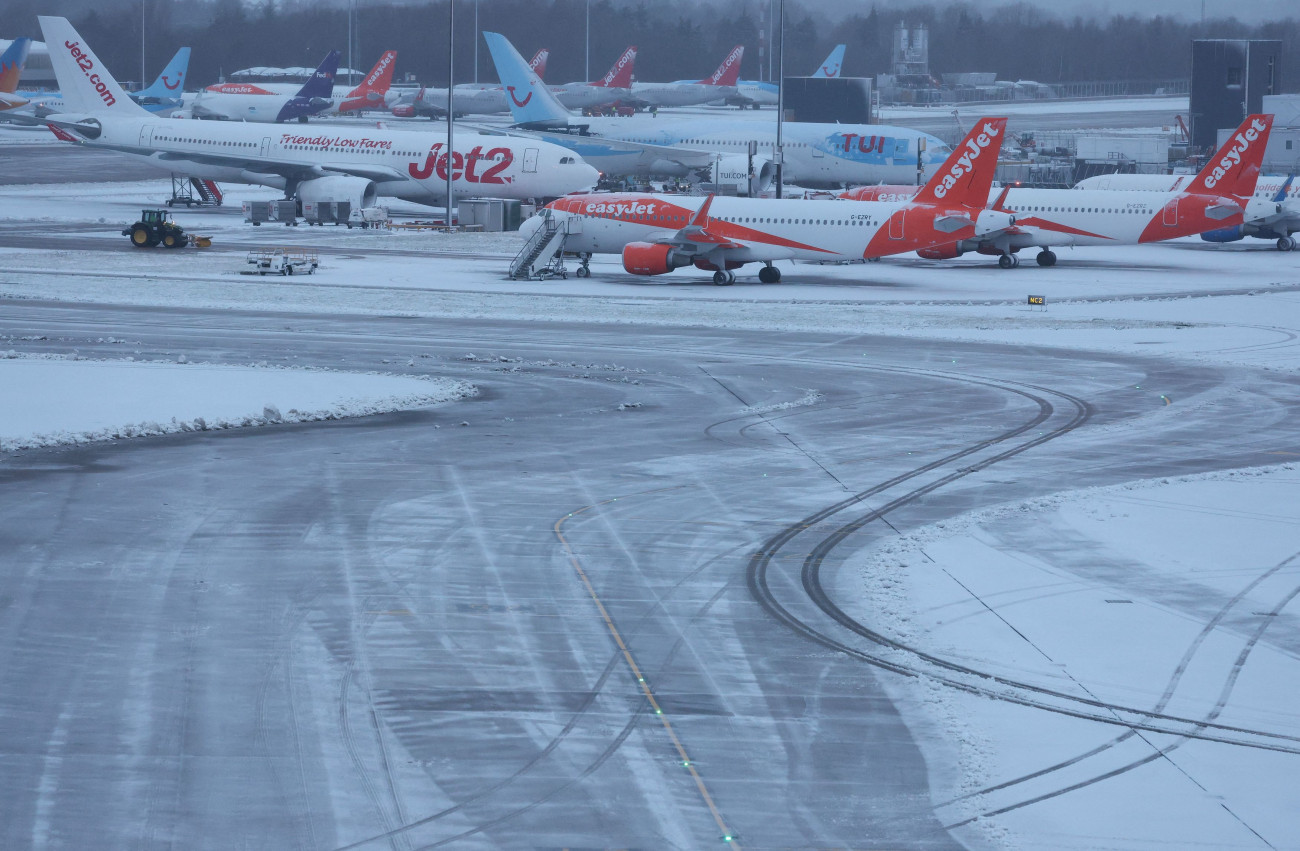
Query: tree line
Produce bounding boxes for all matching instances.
[8,0,1299,90]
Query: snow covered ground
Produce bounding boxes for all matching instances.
[0,355,474,451]
[2,175,1299,849]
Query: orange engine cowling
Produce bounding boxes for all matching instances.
[622,242,691,276]
[916,243,964,260]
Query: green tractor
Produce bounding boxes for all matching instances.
[123,209,189,249]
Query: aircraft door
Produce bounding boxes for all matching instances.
[138,126,155,147]
[1163,199,1178,226]
[523,147,539,173]
[889,210,906,239]
[260,136,271,157]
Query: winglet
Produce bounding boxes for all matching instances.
[1186,114,1273,198]
[1273,174,1295,204]
[912,117,1007,208]
[688,194,715,228]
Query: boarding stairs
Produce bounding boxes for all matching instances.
[508,209,570,280]
[167,175,224,208]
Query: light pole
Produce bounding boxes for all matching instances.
[585,0,590,82]
[446,0,455,225]
[774,0,784,198]
[474,0,479,83]
[140,0,146,91]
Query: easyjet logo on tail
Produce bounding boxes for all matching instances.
[363,51,396,88]
[62,40,115,107]
[933,121,1002,199]
[1203,116,1270,190]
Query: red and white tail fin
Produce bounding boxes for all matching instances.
[528,49,548,81]
[346,49,397,100]
[1185,114,1273,199]
[596,46,636,88]
[912,117,1008,207]
[700,46,743,87]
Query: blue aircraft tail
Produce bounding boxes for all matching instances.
[0,37,32,94]
[482,31,571,128]
[295,50,340,99]
[815,44,846,78]
[136,47,190,99]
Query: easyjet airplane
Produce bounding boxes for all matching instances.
[525,117,1011,284]
[1073,170,1298,251]
[627,46,744,108]
[838,114,1276,267]
[192,50,339,122]
[37,17,598,208]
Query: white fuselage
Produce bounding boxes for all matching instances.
[189,88,324,123]
[68,114,598,203]
[629,81,735,108]
[553,82,631,110]
[548,194,901,263]
[559,118,950,186]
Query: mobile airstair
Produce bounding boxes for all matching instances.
[508,209,572,280]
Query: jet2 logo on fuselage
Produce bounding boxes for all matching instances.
[409,144,515,184]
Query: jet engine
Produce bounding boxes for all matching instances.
[705,155,775,197]
[622,242,693,276]
[296,175,378,210]
[975,209,1016,236]
[916,243,964,260]
[1200,225,1245,243]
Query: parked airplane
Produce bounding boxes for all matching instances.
[1073,170,1299,251]
[335,49,398,114]
[839,115,1276,267]
[551,46,636,111]
[627,45,743,108]
[485,31,950,193]
[0,37,31,111]
[129,47,189,114]
[37,17,598,210]
[392,49,548,118]
[522,117,1009,284]
[727,44,846,109]
[192,49,339,122]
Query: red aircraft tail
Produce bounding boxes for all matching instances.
[529,49,549,80]
[343,49,397,108]
[700,46,743,87]
[596,47,636,88]
[1185,114,1273,199]
[912,117,1008,208]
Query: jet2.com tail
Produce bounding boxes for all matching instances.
[37,16,149,117]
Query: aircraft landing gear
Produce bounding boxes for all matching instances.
[1277,236,1296,252]
[712,270,736,286]
[758,263,781,283]
[1036,249,1057,267]
[998,253,1020,269]
[575,253,592,277]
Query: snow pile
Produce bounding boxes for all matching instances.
[0,355,475,451]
